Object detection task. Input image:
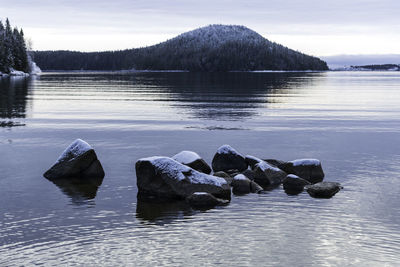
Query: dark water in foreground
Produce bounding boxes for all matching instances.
[1,72,399,266]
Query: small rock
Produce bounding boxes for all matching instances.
[136,156,231,200]
[212,145,248,173]
[186,192,229,209]
[253,161,287,187]
[231,174,263,194]
[282,174,310,195]
[306,182,342,198]
[279,159,324,184]
[172,150,212,174]
[44,139,105,180]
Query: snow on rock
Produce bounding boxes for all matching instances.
[233,174,248,181]
[29,61,42,75]
[44,139,104,180]
[279,159,324,184]
[142,156,226,186]
[212,145,247,172]
[253,161,287,187]
[9,68,29,76]
[217,144,242,156]
[136,156,231,200]
[172,150,211,174]
[172,151,201,164]
[256,161,282,172]
[56,139,93,164]
[291,159,320,166]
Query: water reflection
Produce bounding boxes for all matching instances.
[45,176,104,206]
[136,194,194,224]
[136,72,316,120]
[0,76,30,127]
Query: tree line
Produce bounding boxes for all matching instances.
[0,18,29,74]
[33,25,329,72]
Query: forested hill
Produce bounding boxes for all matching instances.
[0,18,30,73]
[33,25,328,71]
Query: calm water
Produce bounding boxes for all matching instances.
[1,72,399,266]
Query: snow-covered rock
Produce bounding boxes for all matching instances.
[245,155,263,169]
[279,159,324,184]
[9,68,29,76]
[253,160,287,187]
[212,144,247,172]
[44,139,105,180]
[186,192,229,209]
[231,174,263,194]
[172,150,211,174]
[29,61,42,75]
[136,156,231,200]
[306,182,342,198]
[282,174,310,195]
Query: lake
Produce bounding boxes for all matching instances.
[1,71,399,266]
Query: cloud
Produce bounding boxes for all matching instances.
[2,0,399,55]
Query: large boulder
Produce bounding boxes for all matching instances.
[136,156,231,200]
[253,161,287,187]
[172,150,211,174]
[282,174,310,195]
[186,192,229,209]
[212,145,248,173]
[44,139,105,180]
[279,159,324,184]
[231,174,263,194]
[306,182,342,198]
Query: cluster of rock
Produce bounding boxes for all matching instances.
[43,140,342,210]
[136,144,342,209]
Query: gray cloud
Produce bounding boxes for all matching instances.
[2,0,399,55]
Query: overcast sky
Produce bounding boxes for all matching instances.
[1,0,400,56]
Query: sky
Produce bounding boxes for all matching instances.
[1,0,400,56]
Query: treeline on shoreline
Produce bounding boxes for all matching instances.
[0,18,30,74]
[33,25,328,72]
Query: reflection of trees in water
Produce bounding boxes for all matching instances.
[45,176,104,206]
[0,76,30,127]
[134,72,318,121]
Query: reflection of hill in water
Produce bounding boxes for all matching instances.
[0,77,30,127]
[46,176,104,206]
[135,72,316,121]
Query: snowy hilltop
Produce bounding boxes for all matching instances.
[34,24,328,71]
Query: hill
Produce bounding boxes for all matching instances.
[33,25,328,72]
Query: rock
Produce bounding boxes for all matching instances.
[279,159,324,184]
[241,169,256,181]
[245,155,263,169]
[212,145,248,173]
[306,182,342,198]
[213,171,233,185]
[186,192,229,209]
[263,159,286,168]
[282,174,310,195]
[231,174,263,194]
[44,139,105,180]
[253,161,287,187]
[172,150,211,174]
[136,156,231,200]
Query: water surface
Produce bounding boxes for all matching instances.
[1,72,399,266]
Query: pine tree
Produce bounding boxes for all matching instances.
[0,20,5,72]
